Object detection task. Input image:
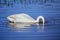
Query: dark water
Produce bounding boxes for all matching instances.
[0,0,60,40]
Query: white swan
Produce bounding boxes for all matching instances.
[7,13,45,25]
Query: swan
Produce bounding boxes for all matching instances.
[7,13,45,25]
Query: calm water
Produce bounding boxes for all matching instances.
[0,1,60,40]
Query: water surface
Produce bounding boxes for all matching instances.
[0,0,60,40]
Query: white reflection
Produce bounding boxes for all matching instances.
[37,23,44,31]
[9,22,44,32]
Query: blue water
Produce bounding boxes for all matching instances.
[0,0,60,40]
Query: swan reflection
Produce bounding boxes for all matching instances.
[9,22,44,32]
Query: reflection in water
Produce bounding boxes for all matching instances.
[37,23,44,31]
[9,22,44,32]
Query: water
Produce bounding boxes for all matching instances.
[0,0,60,40]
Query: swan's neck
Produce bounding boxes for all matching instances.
[36,16,45,24]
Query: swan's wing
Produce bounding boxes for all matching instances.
[15,14,35,22]
[21,14,35,21]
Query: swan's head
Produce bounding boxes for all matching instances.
[36,16,45,25]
